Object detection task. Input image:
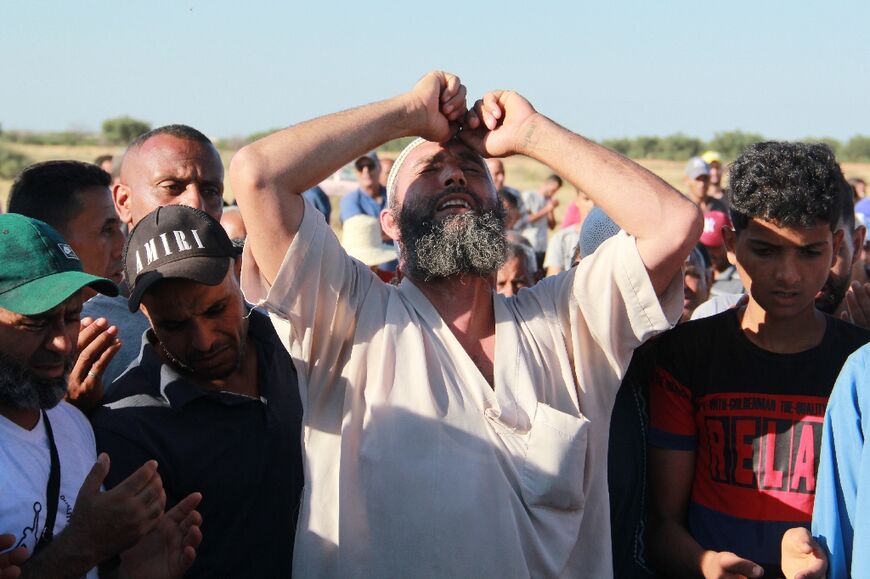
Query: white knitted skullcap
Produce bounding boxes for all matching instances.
[385,138,428,207]
[385,137,496,207]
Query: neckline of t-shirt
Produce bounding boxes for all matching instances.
[728,308,831,359]
[0,409,47,443]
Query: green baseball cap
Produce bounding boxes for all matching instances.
[0,214,118,315]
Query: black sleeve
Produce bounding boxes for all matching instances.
[93,424,157,491]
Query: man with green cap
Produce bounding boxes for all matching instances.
[0,214,203,578]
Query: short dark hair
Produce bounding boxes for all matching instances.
[837,173,857,232]
[126,124,212,152]
[728,142,844,233]
[7,160,111,231]
[547,174,563,188]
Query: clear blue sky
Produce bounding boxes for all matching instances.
[1,0,868,142]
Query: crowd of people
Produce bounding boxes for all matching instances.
[1,70,869,578]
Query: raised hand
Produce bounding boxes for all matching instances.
[405,71,467,143]
[67,455,166,562]
[67,317,121,411]
[459,90,539,159]
[700,550,763,579]
[0,534,26,579]
[781,527,827,579]
[842,280,870,329]
[120,493,203,579]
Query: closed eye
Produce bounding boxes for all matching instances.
[205,302,226,316]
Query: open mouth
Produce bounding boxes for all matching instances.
[438,198,472,212]
[432,190,478,218]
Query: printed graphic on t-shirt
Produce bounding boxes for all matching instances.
[652,367,825,521]
[14,501,42,550]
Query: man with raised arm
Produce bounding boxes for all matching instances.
[230,71,702,578]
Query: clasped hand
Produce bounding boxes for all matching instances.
[405,70,541,160]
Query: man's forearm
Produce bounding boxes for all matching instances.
[229,96,412,285]
[230,70,466,285]
[232,95,417,200]
[546,211,556,229]
[516,114,690,243]
[526,206,552,224]
[647,518,708,578]
[516,113,701,293]
[20,527,100,579]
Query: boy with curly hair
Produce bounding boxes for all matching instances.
[645,142,870,578]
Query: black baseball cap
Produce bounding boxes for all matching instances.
[124,205,237,312]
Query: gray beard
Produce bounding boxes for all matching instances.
[0,354,68,410]
[396,191,508,281]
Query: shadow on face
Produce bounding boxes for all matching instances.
[140,269,247,380]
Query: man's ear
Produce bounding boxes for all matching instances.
[832,228,845,267]
[851,225,867,266]
[380,207,400,243]
[113,183,133,228]
[138,301,151,323]
[722,226,738,266]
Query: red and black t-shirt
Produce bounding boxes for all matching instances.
[649,309,870,569]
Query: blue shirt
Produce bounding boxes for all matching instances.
[812,344,870,578]
[302,185,331,224]
[339,186,386,223]
[82,293,151,392]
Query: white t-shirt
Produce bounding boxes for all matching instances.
[520,189,550,252]
[544,226,581,272]
[242,199,682,579]
[0,402,98,578]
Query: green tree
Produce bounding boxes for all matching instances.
[629,136,661,159]
[657,133,704,160]
[601,138,633,156]
[0,145,32,179]
[102,116,151,145]
[843,135,870,162]
[705,130,764,160]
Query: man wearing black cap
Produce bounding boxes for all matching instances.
[0,214,201,578]
[83,124,226,390]
[90,205,304,578]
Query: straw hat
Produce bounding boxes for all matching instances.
[342,214,397,266]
